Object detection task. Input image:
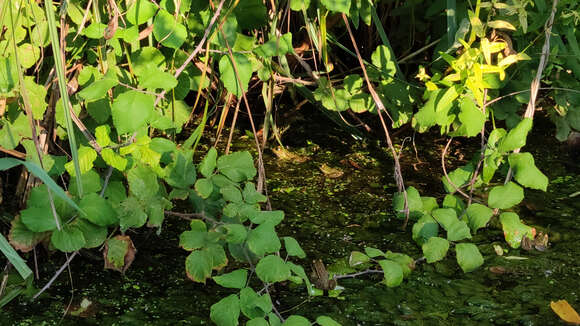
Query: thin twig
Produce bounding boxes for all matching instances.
[334,269,384,279]
[33,252,78,299]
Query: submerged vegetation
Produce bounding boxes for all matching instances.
[1,0,580,324]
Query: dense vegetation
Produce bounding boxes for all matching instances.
[1,0,579,324]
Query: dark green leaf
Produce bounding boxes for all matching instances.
[256,255,291,283]
[455,243,484,273]
[51,225,86,252]
[210,294,240,326]
[488,182,524,209]
[422,237,449,263]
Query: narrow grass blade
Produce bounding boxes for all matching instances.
[0,234,32,280]
[447,0,457,48]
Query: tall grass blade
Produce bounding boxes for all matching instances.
[43,0,83,197]
[0,234,32,280]
[447,0,457,48]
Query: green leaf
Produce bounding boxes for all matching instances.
[86,98,112,124]
[488,182,524,209]
[64,146,97,177]
[364,247,385,258]
[442,194,466,216]
[195,178,214,199]
[223,224,247,244]
[421,196,439,214]
[200,147,218,177]
[0,55,19,95]
[247,223,281,256]
[321,0,351,13]
[51,225,86,252]
[69,169,102,197]
[219,53,252,98]
[290,0,311,11]
[7,216,46,253]
[446,220,472,242]
[508,152,548,191]
[455,243,484,273]
[384,252,414,277]
[254,33,293,57]
[2,224,33,279]
[455,97,485,137]
[23,77,47,119]
[256,255,291,283]
[378,259,403,287]
[118,196,148,231]
[185,249,213,283]
[243,182,267,204]
[77,68,118,101]
[412,214,439,246]
[465,203,493,233]
[499,212,534,248]
[105,236,132,270]
[213,269,247,289]
[179,230,207,251]
[126,0,158,25]
[442,163,478,194]
[130,47,166,76]
[392,186,423,219]
[221,186,243,203]
[234,0,268,29]
[247,318,269,326]
[138,68,178,90]
[111,91,154,135]
[422,237,449,263]
[349,251,370,266]
[498,118,533,153]
[127,165,159,201]
[20,206,59,232]
[75,219,107,248]
[210,294,240,326]
[164,151,196,188]
[283,237,306,258]
[432,208,457,231]
[153,10,187,49]
[282,316,310,326]
[217,151,257,182]
[316,316,341,326]
[240,287,272,319]
[101,148,128,171]
[79,193,118,226]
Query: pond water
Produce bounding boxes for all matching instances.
[1,109,579,325]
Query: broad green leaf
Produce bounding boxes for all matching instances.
[126,0,158,25]
[164,151,196,189]
[499,212,534,248]
[23,77,47,119]
[200,147,218,177]
[384,252,414,277]
[217,151,257,182]
[371,45,396,81]
[64,146,97,177]
[138,68,178,90]
[77,68,118,101]
[442,163,478,194]
[51,225,86,252]
[455,243,484,273]
[195,178,214,199]
[421,196,439,214]
[455,97,485,137]
[378,259,403,287]
[86,98,112,124]
[290,0,311,11]
[18,44,41,69]
[442,194,466,216]
[221,186,243,203]
[186,249,213,283]
[247,223,281,256]
[349,251,370,266]
[283,237,306,258]
[210,294,240,326]
[111,91,154,135]
[179,230,207,251]
[118,196,148,231]
[153,10,187,49]
[446,220,472,241]
[104,236,134,271]
[234,0,268,29]
[101,148,128,171]
[20,206,59,232]
[412,214,439,245]
[243,182,267,204]
[392,186,423,219]
[95,125,111,147]
[254,33,293,57]
[130,47,166,76]
[213,269,247,289]
[240,287,273,319]
[223,224,247,244]
[8,216,46,253]
[219,53,252,98]
[127,165,159,201]
[75,219,107,248]
[498,118,532,153]
[0,55,19,95]
[282,316,310,326]
[256,255,291,283]
[79,193,118,226]
[488,182,524,209]
[465,203,493,233]
[313,86,350,112]
[321,0,351,13]
[508,152,548,191]
[316,316,341,326]
[207,244,228,270]
[487,20,516,30]
[69,169,102,197]
[248,210,284,226]
[422,237,449,263]
[364,247,385,258]
[247,318,269,326]
[432,208,457,231]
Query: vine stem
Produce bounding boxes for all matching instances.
[341,13,410,228]
[505,0,558,184]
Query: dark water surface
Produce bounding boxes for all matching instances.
[1,113,579,325]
